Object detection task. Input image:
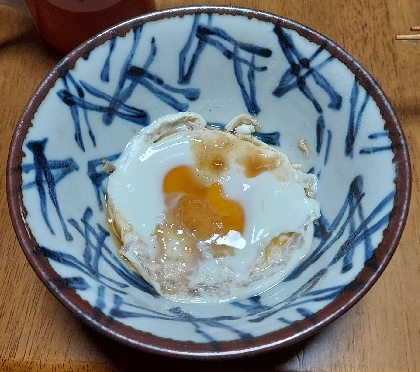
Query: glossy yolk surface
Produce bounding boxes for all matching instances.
[163,165,245,240]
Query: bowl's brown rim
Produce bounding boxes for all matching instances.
[6,5,411,359]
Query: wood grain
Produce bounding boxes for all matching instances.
[0,0,419,371]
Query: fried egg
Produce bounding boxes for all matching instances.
[106,112,320,303]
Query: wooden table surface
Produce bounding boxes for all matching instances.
[0,0,419,371]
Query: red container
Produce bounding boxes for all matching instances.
[22,0,156,54]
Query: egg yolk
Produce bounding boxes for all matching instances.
[163,165,245,240]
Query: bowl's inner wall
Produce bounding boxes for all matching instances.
[15,10,399,350]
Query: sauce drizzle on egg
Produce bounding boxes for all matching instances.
[192,130,281,179]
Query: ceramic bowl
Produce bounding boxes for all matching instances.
[7,6,411,358]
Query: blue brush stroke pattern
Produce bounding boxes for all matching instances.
[360,146,392,154]
[272,25,342,113]
[57,26,201,151]
[95,285,107,312]
[126,66,200,112]
[272,26,342,160]
[58,69,149,152]
[99,26,148,127]
[59,73,96,151]
[22,138,78,241]
[50,276,91,291]
[231,269,346,324]
[101,38,117,83]
[316,115,325,154]
[360,131,392,154]
[87,153,121,212]
[285,175,393,281]
[67,206,157,296]
[368,132,389,139]
[35,206,157,297]
[179,14,272,114]
[207,121,280,146]
[324,129,332,165]
[110,295,253,346]
[345,79,370,157]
